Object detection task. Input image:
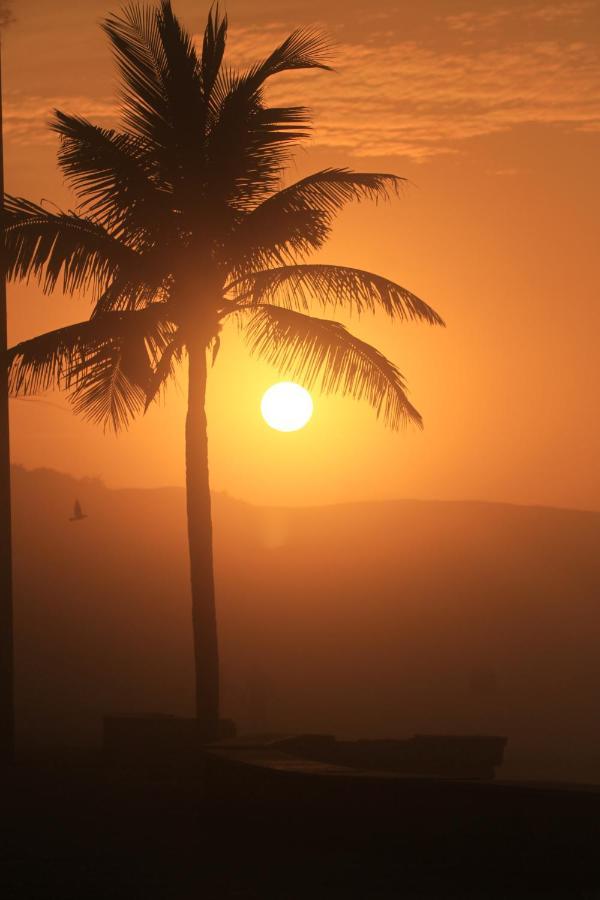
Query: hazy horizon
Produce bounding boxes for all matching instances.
[11,461,600,515]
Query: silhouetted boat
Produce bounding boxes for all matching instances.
[69,499,88,522]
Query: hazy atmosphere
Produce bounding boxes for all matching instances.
[13,465,600,787]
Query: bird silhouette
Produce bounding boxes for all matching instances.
[69,499,88,522]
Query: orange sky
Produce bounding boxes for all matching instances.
[3,0,600,509]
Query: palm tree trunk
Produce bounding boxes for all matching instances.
[0,37,14,765]
[185,344,219,740]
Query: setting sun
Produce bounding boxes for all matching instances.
[261,382,314,432]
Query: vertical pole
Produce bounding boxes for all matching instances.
[0,37,15,764]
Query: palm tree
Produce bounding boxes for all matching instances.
[4,2,444,740]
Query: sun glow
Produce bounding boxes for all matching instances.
[261,382,313,432]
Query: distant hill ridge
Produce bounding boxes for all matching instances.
[11,462,599,515]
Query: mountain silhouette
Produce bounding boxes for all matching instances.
[11,465,600,783]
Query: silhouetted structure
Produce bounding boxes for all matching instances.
[4,2,443,739]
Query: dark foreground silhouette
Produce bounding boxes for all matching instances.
[3,745,600,899]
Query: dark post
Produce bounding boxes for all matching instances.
[0,37,15,764]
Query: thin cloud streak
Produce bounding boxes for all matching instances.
[3,93,116,143]
[443,1,596,31]
[227,19,600,160]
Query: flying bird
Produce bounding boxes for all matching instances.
[69,499,88,522]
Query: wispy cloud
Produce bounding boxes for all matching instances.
[443,2,596,32]
[443,9,512,33]
[226,18,600,160]
[525,1,596,22]
[3,93,117,144]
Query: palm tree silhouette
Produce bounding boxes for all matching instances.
[4,2,444,740]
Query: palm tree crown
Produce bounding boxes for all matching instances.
[5,1,443,430]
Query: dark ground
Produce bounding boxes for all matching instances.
[2,752,600,899]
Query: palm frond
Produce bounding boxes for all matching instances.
[228,264,445,325]
[91,267,170,315]
[228,169,405,272]
[234,303,422,428]
[242,26,333,89]
[71,305,177,430]
[8,321,88,397]
[8,305,173,431]
[4,195,140,297]
[245,168,404,222]
[200,5,227,109]
[157,1,201,94]
[155,1,204,163]
[102,3,170,147]
[103,2,203,189]
[205,97,312,214]
[68,338,149,432]
[208,25,331,123]
[227,208,330,272]
[203,26,333,213]
[51,111,173,241]
[144,327,184,409]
